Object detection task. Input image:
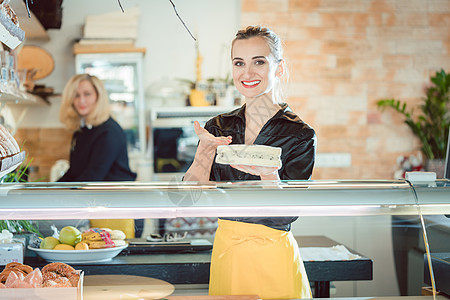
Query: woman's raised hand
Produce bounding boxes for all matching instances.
[194,121,232,147]
[183,121,232,182]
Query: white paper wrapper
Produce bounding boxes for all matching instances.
[299,245,362,261]
[0,229,13,243]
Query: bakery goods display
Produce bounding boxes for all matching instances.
[0,0,24,49]
[216,144,282,168]
[0,124,19,156]
[0,123,25,176]
[0,262,80,288]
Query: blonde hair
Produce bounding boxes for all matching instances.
[59,74,110,131]
[232,25,289,104]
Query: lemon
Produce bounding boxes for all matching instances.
[53,244,75,250]
[59,226,82,246]
[40,236,61,249]
[75,242,89,250]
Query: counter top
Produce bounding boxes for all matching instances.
[24,236,372,298]
[1,180,450,220]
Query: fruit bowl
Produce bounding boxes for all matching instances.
[28,244,128,264]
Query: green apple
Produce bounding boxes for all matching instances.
[40,236,61,249]
[59,226,82,246]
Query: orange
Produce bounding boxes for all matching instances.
[53,244,75,250]
[75,242,89,250]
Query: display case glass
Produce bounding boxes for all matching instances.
[0,179,449,298]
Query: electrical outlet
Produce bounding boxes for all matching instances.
[315,153,352,168]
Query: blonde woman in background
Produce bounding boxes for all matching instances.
[58,74,137,238]
[58,73,136,182]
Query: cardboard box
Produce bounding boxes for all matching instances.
[0,271,84,300]
[0,243,24,265]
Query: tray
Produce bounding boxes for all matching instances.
[124,238,212,254]
[28,244,127,264]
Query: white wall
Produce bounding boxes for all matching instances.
[16,0,241,128]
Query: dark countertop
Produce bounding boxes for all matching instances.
[24,235,372,285]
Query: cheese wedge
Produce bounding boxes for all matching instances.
[216,145,282,168]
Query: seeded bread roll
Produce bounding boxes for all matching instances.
[0,136,13,156]
[0,142,7,157]
[216,145,282,168]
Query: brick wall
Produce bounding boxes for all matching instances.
[14,128,71,182]
[11,1,450,181]
[241,0,450,179]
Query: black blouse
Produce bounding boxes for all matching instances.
[58,117,136,182]
[204,103,316,231]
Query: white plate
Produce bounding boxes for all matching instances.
[28,244,128,264]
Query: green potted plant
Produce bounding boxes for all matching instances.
[377,69,450,175]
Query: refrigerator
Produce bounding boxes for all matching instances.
[75,52,146,176]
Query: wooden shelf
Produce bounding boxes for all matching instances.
[73,42,146,55]
[0,90,50,106]
[10,1,49,41]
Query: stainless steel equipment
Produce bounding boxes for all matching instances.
[148,106,237,181]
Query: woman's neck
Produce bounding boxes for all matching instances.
[244,93,280,144]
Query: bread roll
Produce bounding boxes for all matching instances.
[110,230,126,240]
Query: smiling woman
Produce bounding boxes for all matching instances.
[73,79,98,117]
[231,27,285,103]
[183,25,316,299]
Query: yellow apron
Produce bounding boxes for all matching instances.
[209,219,311,299]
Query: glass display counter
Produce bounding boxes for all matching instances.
[0,179,449,299]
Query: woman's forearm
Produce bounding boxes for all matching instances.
[183,142,217,182]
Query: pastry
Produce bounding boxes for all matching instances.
[83,228,126,248]
[0,124,20,158]
[216,144,282,168]
[0,0,24,49]
[0,262,79,288]
[41,262,79,287]
[0,262,33,283]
